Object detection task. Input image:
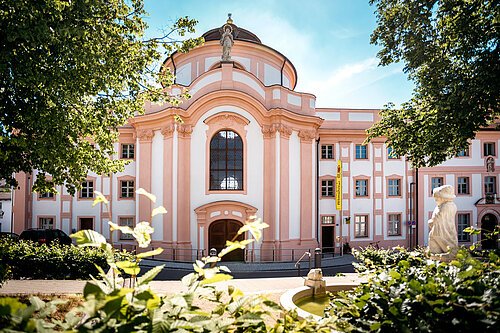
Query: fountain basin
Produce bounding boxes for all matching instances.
[280,282,358,320]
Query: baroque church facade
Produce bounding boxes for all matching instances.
[9,19,500,260]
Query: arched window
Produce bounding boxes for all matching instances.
[210,130,243,190]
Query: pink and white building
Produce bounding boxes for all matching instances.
[10,20,500,260]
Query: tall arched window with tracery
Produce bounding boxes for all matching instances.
[210,130,243,190]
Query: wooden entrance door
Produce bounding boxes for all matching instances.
[481,214,498,249]
[209,219,244,261]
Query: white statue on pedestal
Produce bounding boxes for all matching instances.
[428,185,458,258]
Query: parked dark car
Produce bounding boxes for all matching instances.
[19,228,72,245]
[0,232,20,241]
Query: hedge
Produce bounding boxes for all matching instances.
[0,238,113,280]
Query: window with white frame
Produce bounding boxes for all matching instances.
[457,177,470,195]
[355,179,368,197]
[321,216,334,224]
[120,180,134,198]
[321,145,334,159]
[388,179,401,196]
[483,142,496,156]
[80,181,94,198]
[39,217,54,229]
[121,144,135,159]
[484,176,496,194]
[388,214,401,236]
[431,177,443,193]
[119,217,134,240]
[321,180,334,197]
[354,215,368,238]
[457,213,471,242]
[355,145,367,159]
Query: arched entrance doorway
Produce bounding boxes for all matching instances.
[209,219,244,261]
[481,213,498,249]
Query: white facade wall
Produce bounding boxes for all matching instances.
[150,131,164,241]
[264,64,280,86]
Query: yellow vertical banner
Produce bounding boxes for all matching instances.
[336,160,342,211]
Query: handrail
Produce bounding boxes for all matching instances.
[294,251,311,278]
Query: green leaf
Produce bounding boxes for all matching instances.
[137,265,164,286]
[218,239,254,258]
[116,260,140,276]
[70,229,107,247]
[136,247,163,259]
[152,206,167,217]
[199,273,233,285]
[92,190,109,206]
[108,221,134,235]
[237,217,269,241]
[136,188,156,203]
[83,282,105,298]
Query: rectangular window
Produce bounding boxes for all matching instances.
[387,147,399,159]
[121,144,135,159]
[355,179,368,197]
[456,147,470,157]
[119,217,134,240]
[120,180,134,198]
[483,142,496,156]
[39,217,54,229]
[321,216,334,224]
[388,179,401,196]
[484,176,497,194]
[388,214,401,236]
[354,215,368,238]
[457,213,471,242]
[431,177,443,193]
[39,192,54,199]
[321,180,334,197]
[80,181,94,198]
[321,145,334,159]
[355,145,367,159]
[457,177,470,195]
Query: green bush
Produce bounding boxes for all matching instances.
[327,248,500,332]
[0,261,9,287]
[0,238,117,280]
[352,246,427,272]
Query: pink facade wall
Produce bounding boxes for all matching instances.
[10,22,499,259]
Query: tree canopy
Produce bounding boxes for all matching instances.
[367,0,500,167]
[0,0,202,194]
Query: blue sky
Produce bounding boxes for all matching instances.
[144,0,414,109]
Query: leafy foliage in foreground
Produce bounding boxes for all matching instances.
[2,190,499,331]
[328,248,500,332]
